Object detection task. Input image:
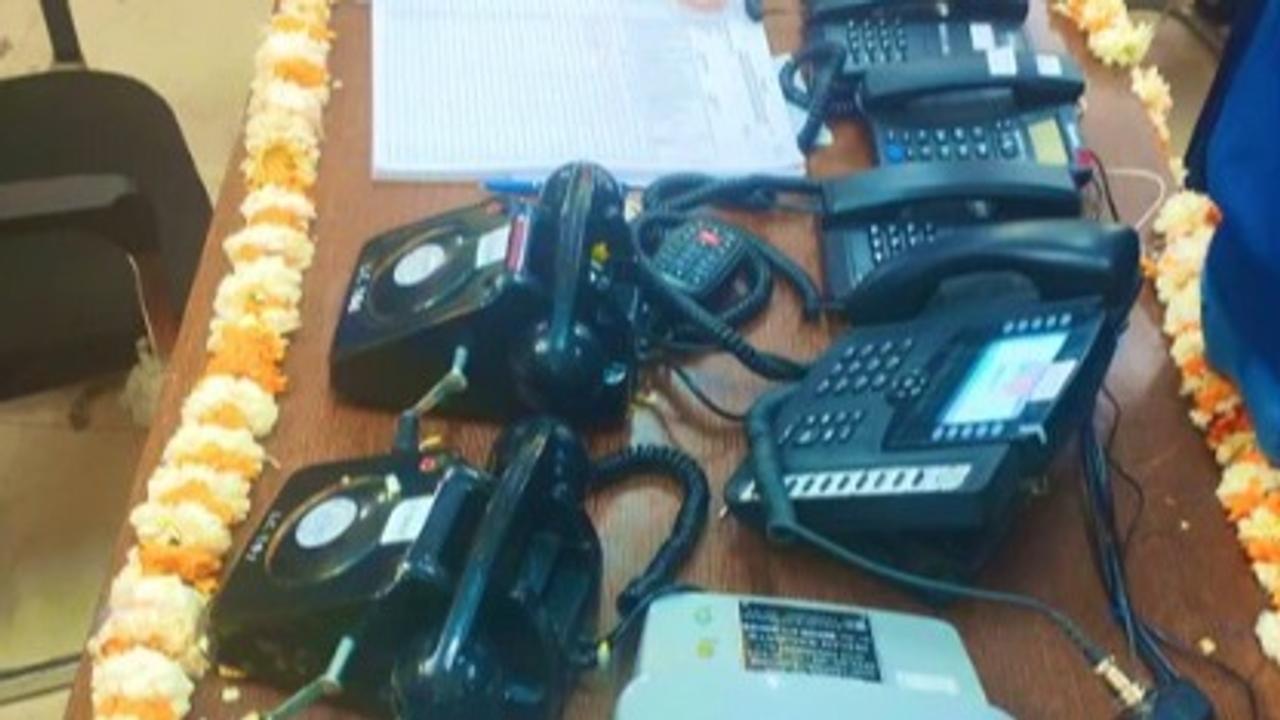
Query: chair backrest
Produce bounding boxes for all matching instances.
[1191,0,1280,461]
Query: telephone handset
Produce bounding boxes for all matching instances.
[800,0,1028,116]
[818,160,1082,305]
[725,221,1139,580]
[212,415,710,720]
[857,51,1088,179]
[808,0,1028,22]
[331,163,641,425]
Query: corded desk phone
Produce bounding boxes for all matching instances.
[331,164,640,425]
[726,220,1140,581]
[803,0,1028,115]
[818,160,1082,306]
[210,413,709,720]
[858,50,1088,180]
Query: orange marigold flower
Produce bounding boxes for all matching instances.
[137,545,222,592]
[94,696,177,720]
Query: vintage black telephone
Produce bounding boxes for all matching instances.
[330,163,639,426]
[210,413,709,720]
[797,0,1029,117]
[857,50,1088,178]
[725,219,1140,582]
[818,160,1082,305]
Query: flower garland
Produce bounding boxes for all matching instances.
[87,1,336,718]
[1058,0,1280,667]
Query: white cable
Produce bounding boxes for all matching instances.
[1107,166,1170,231]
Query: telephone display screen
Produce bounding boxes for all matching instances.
[942,331,1068,425]
[1029,118,1068,165]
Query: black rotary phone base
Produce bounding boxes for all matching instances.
[209,417,708,720]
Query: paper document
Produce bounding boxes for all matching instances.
[371,0,804,185]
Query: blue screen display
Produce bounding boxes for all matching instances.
[942,332,1069,425]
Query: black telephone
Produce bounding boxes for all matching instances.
[818,160,1082,306]
[211,416,709,720]
[857,51,1087,180]
[803,0,1029,115]
[726,220,1140,581]
[331,163,640,425]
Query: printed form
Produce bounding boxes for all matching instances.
[372,0,804,184]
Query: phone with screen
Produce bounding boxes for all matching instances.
[857,50,1089,183]
[724,220,1140,580]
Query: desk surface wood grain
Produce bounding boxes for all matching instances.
[66,2,1278,718]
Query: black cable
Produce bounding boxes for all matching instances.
[1088,150,1123,223]
[588,444,711,615]
[1096,388,1260,719]
[778,42,848,153]
[631,211,809,381]
[1149,629,1261,720]
[670,364,748,423]
[1082,417,1182,685]
[745,384,1113,669]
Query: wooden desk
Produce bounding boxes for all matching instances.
[67,2,1279,718]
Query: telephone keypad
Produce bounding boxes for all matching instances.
[882,121,1025,166]
[651,218,749,298]
[867,221,938,266]
[780,408,866,448]
[844,18,908,68]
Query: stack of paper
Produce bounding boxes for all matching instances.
[371,0,804,185]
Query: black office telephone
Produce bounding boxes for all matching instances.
[801,0,1029,115]
[331,163,640,425]
[857,50,1088,180]
[211,415,709,720]
[818,160,1082,306]
[726,220,1140,582]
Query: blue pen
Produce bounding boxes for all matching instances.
[481,178,543,196]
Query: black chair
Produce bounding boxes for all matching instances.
[0,0,211,401]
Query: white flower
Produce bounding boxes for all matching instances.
[91,647,195,719]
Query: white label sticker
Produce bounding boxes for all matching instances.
[895,671,960,696]
[295,496,358,549]
[1030,359,1078,402]
[475,225,511,269]
[969,23,995,52]
[380,495,436,546]
[1036,54,1064,77]
[986,46,1017,77]
[393,244,447,287]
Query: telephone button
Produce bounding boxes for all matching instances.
[884,354,902,371]
[820,428,837,444]
[933,128,948,144]
[864,357,882,373]
[833,377,850,394]
[914,129,930,144]
[871,373,889,391]
[938,145,953,161]
[779,423,797,444]
[956,145,971,160]
[918,145,934,160]
[885,144,907,164]
[816,378,832,396]
[975,142,991,159]
[836,425,855,443]
[851,375,870,393]
[794,429,818,447]
[802,413,820,427]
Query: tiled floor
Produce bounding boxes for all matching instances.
[0,2,1224,718]
[0,1,267,717]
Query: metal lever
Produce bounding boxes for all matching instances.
[263,635,357,720]
[410,347,470,417]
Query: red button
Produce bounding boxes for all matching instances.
[698,229,721,247]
